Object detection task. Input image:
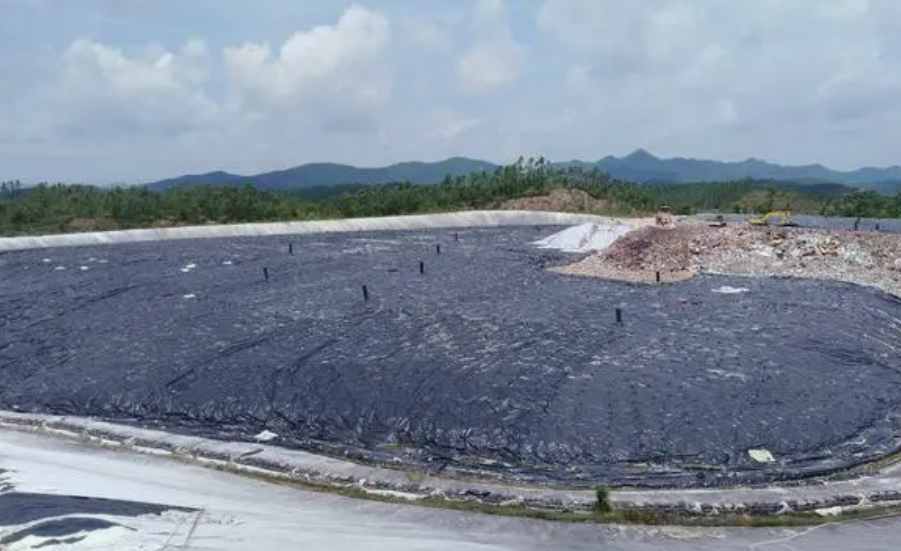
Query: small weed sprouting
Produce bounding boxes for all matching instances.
[594,486,612,514]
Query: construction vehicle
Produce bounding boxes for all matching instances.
[748,210,796,227]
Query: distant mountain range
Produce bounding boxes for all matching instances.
[145,157,497,192]
[145,150,901,192]
[584,149,901,187]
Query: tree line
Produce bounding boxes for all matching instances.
[0,180,24,199]
[2,165,901,236]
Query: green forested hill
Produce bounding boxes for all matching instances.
[145,157,497,192]
[3,163,901,236]
[144,152,901,193]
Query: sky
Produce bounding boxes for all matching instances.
[2,0,901,183]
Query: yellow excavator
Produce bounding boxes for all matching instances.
[749,210,796,227]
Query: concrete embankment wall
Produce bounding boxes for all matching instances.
[2,411,900,517]
[0,211,621,252]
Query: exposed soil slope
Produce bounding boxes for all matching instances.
[499,189,612,213]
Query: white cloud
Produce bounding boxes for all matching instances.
[2,5,399,180]
[538,0,901,162]
[457,39,523,93]
[400,16,453,52]
[224,5,391,118]
[538,0,708,75]
[815,42,901,122]
[644,2,701,64]
[819,0,870,19]
[714,99,738,125]
[563,64,593,95]
[46,38,219,137]
[7,1,901,181]
[537,1,634,51]
[473,0,506,26]
[456,0,523,93]
[181,38,209,59]
[430,110,481,140]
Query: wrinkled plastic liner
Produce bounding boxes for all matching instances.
[2,226,901,488]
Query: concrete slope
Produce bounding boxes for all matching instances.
[3,412,900,519]
[0,211,622,252]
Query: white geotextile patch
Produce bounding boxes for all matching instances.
[748,448,775,463]
[712,286,749,294]
[533,222,634,253]
[254,430,279,442]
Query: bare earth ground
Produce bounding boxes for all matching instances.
[557,222,901,297]
[499,188,613,212]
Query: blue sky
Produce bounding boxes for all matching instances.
[2,0,901,182]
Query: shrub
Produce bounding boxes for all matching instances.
[594,486,612,514]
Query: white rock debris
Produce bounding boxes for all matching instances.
[254,430,279,442]
[712,286,749,294]
[748,448,776,463]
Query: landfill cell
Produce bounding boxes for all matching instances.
[2,226,901,488]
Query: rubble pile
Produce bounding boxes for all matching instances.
[559,223,901,297]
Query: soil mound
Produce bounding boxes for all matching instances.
[499,188,611,212]
[560,223,901,295]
